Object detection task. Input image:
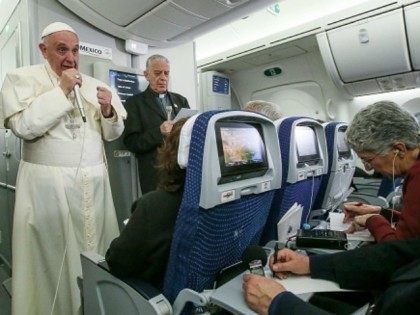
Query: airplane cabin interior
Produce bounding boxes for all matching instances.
[1,0,420,314]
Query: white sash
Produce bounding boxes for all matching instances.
[22,139,104,167]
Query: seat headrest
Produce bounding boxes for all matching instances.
[177,114,199,169]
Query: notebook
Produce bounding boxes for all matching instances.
[277,203,303,243]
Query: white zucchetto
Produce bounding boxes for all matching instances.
[41,22,77,39]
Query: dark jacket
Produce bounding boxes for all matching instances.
[105,189,184,291]
[269,239,420,314]
[123,86,189,194]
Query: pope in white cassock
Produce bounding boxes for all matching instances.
[0,22,127,314]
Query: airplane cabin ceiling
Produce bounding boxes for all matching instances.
[57,0,277,47]
[198,35,318,72]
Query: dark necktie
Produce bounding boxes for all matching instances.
[158,94,167,116]
[158,94,173,120]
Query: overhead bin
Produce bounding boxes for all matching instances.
[317,6,420,97]
[405,2,420,70]
[326,9,410,83]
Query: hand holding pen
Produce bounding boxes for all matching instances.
[342,202,381,223]
[270,247,310,279]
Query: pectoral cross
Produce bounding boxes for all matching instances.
[65,118,81,139]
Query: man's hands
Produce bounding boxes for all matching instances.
[243,248,310,314]
[59,69,81,96]
[269,248,310,279]
[346,213,380,233]
[160,121,173,135]
[97,86,113,118]
[342,202,381,233]
[243,274,286,315]
[242,248,312,314]
[342,202,381,223]
[59,69,114,119]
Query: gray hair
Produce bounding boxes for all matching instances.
[145,54,169,69]
[346,101,420,155]
[244,100,282,121]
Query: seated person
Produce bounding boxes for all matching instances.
[343,101,420,241]
[106,118,188,290]
[243,100,283,121]
[243,239,420,315]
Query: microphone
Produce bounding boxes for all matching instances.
[214,245,268,288]
[74,84,86,123]
[241,245,268,267]
[242,245,268,276]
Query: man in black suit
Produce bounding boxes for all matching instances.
[123,54,189,194]
[243,239,420,314]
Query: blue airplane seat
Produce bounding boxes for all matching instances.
[313,122,338,210]
[163,110,280,304]
[313,122,355,213]
[81,110,282,315]
[260,117,327,244]
[377,176,402,198]
[375,175,403,209]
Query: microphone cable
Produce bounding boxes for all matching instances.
[75,118,87,179]
[303,173,316,229]
[73,80,87,178]
[50,123,86,315]
[50,83,87,315]
[390,151,398,228]
[50,210,71,315]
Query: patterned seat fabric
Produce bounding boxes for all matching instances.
[260,117,322,244]
[163,111,275,303]
[313,122,340,210]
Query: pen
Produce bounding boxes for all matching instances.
[272,243,279,278]
[273,242,279,264]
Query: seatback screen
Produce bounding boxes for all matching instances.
[295,125,320,165]
[216,121,268,184]
[337,129,351,158]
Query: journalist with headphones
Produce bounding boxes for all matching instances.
[343,101,420,242]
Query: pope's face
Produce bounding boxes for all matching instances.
[39,31,79,77]
[144,59,170,94]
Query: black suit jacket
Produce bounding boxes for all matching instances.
[123,86,189,194]
[269,239,420,314]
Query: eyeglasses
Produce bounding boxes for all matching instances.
[360,154,379,170]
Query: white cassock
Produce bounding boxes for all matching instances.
[0,62,127,315]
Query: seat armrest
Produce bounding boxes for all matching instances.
[85,252,162,301]
[172,289,211,315]
[81,251,172,315]
[122,277,163,301]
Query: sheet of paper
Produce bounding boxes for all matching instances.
[275,274,348,294]
[173,108,199,122]
[211,272,348,315]
[329,212,374,241]
[329,212,349,231]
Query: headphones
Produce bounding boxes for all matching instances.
[394,149,400,156]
